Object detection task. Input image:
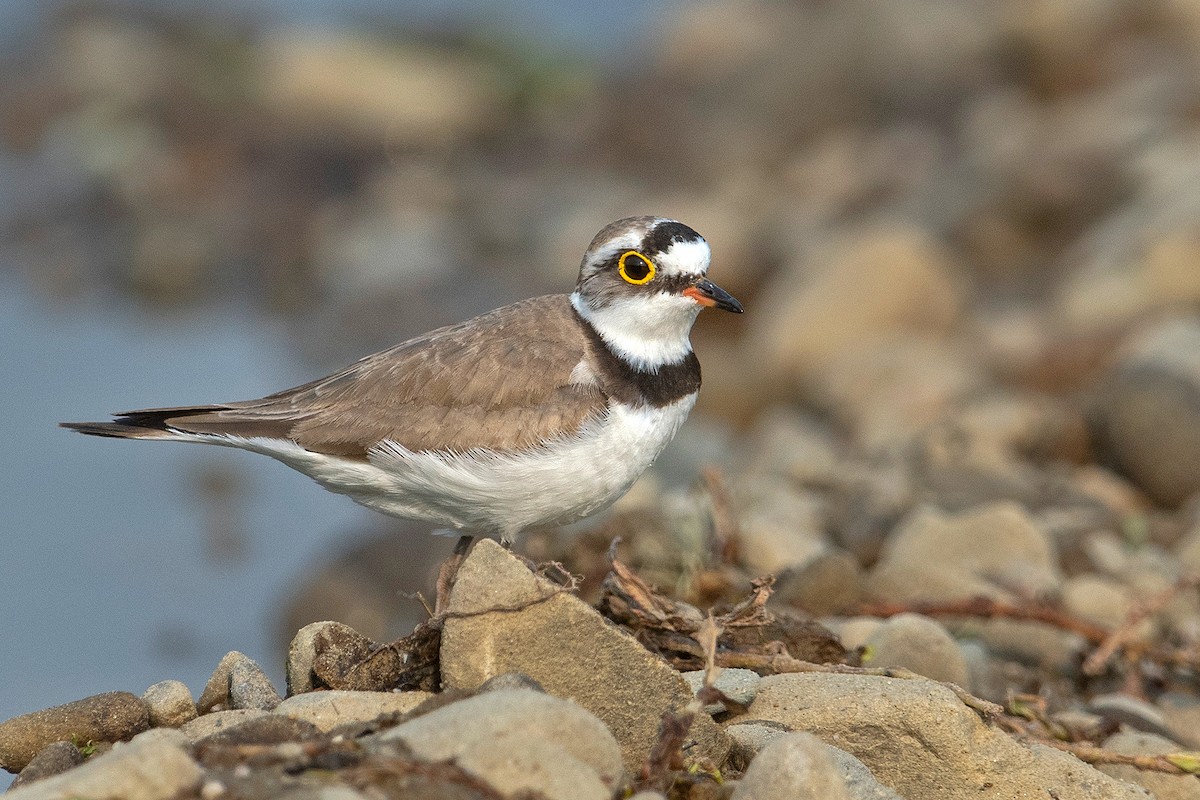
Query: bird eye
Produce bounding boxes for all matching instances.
[618,251,656,285]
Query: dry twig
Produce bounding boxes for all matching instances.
[1082,573,1200,676]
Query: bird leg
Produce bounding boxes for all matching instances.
[434,534,474,615]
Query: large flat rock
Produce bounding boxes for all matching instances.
[440,539,731,772]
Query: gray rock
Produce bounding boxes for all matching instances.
[1092,317,1200,506]
[682,668,761,713]
[9,742,83,789]
[735,407,843,484]
[285,620,375,696]
[823,744,905,800]
[274,690,432,731]
[869,501,1062,603]
[1062,574,1139,630]
[731,731,852,800]
[4,734,201,800]
[256,33,508,146]
[287,622,333,696]
[726,721,788,768]
[1098,730,1200,800]
[832,616,884,651]
[439,539,730,771]
[195,713,320,746]
[752,224,965,382]
[179,709,269,742]
[862,613,971,688]
[726,722,901,799]
[198,651,281,712]
[957,639,1005,705]
[745,673,1150,799]
[141,680,197,728]
[0,691,150,772]
[1159,691,1200,749]
[230,656,283,711]
[376,688,624,800]
[129,728,189,749]
[950,617,1088,673]
[1087,693,1176,740]
[733,479,828,575]
[773,549,864,616]
[817,335,986,450]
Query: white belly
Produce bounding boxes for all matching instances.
[208,395,697,537]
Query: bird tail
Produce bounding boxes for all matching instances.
[60,407,228,440]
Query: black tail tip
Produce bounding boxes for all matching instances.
[60,421,137,438]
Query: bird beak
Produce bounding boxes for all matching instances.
[684,279,744,313]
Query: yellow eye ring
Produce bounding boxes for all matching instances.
[618,251,656,285]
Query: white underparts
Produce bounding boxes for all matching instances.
[164,395,698,538]
[570,291,700,372]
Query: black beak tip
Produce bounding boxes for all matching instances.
[698,279,743,314]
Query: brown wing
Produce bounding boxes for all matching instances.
[106,296,608,457]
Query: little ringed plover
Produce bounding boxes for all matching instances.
[62,216,743,546]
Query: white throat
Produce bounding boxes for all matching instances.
[571,291,700,372]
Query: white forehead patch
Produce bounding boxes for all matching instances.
[654,237,711,279]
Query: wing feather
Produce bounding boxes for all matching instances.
[147,295,607,457]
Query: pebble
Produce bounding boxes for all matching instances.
[823,744,906,800]
[9,741,83,789]
[141,680,197,728]
[1061,574,1138,630]
[745,673,1148,799]
[1092,317,1200,506]
[1159,691,1200,749]
[733,479,828,574]
[817,335,986,450]
[772,548,864,615]
[731,731,853,800]
[3,734,201,800]
[230,657,283,711]
[862,613,971,688]
[951,617,1088,673]
[1086,693,1176,740]
[869,501,1062,603]
[198,651,281,712]
[439,539,731,771]
[255,32,508,145]
[735,407,843,484]
[753,224,965,381]
[178,709,270,743]
[376,688,624,800]
[285,621,376,696]
[725,721,790,765]
[832,616,884,651]
[194,713,321,746]
[274,690,432,731]
[0,691,150,772]
[682,668,762,713]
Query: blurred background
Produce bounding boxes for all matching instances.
[6,0,1200,732]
